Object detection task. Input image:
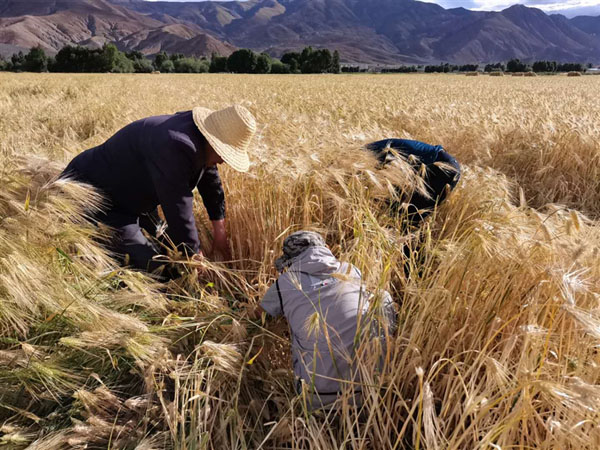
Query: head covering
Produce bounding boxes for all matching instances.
[275,231,327,272]
[192,105,257,172]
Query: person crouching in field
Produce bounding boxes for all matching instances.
[257,231,397,411]
[366,138,461,227]
[366,139,461,277]
[61,105,257,279]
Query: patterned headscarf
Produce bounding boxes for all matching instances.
[274,231,327,273]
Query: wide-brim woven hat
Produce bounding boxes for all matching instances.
[192,105,257,172]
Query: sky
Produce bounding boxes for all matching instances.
[428,0,600,16]
[144,0,600,18]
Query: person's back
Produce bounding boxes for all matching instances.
[365,138,461,225]
[60,105,258,275]
[367,138,444,166]
[65,111,206,215]
[260,232,396,410]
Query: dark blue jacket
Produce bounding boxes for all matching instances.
[366,139,443,165]
[64,111,224,254]
[365,138,461,224]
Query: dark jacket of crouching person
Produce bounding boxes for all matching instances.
[60,106,257,280]
[260,231,397,411]
[366,138,461,227]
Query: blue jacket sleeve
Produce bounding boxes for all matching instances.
[366,139,443,165]
[197,166,226,221]
[146,142,200,255]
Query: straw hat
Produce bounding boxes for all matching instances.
[192,105,256,172]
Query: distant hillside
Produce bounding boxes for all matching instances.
[570,15,600,37]
[118,23,235,57]
[113,0,600,63]
[0,0,236,57]
[430,5,600,62]
[1,0,599,64]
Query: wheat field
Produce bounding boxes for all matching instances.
[1,72,600,449]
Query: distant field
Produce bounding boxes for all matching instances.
[1,73,599,449]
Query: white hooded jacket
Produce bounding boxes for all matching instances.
[261,246,396,409]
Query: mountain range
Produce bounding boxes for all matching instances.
[0,0,599,64]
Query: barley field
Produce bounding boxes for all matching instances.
[1,72,599,449]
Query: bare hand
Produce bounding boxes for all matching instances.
[211,219,232,261]
[211,241,232,262]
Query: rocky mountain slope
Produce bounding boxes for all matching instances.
[0,0,235,57]
[1,0,599,64]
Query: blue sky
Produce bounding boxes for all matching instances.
[144,0,600,17]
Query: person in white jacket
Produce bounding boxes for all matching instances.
[258,231,397,411]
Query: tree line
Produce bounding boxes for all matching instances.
[0,45,591,75]
[344,60,592,74]
[216,47,341,74]
[424,63,479,73]
[1,45,149,73]
[489,59,589,73]
[0,44,341,74]
[381,61,589,73]
[343,63,479,73]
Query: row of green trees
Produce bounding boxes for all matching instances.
[160,46,341,74]
[345,64,478,73]
[381,66,418,73]
[530,60,587,73]
[217,47,341,74]
[341,66,369,73]
[418,61,588,73]
[280,47,341,74]
[0,44,342,74]
[0,45,161,73]
[503,59,588,73]
[484,63,505,72]
[207,49,274,74]
[3,45,589,75]
[424,63,479,73]
[422,61,589,73]
[152,52,210,73]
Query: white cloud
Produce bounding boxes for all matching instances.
[427,0,600,12]
[469,0,520,9]
[528,0,600,12]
